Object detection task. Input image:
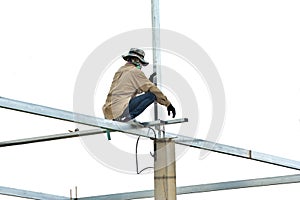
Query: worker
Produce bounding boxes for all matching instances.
[102,48,176,122]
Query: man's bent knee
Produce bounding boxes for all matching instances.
[146,92,156,101]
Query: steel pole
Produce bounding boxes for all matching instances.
[152,2,177,199]
[151,0,161,122]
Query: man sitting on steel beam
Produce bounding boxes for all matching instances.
[102,48,176,123]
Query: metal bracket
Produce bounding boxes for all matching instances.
[142,118,188,138]
[141,118,188,127]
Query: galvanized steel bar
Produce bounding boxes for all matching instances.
[0,186,68,200]
[1,96,300,170]
[176,174,300,194]
[78,174,300,199]
[172,137,250,158]
[151,0,161,122]
[0,97,159,139]
[251,151,300,170]
[78,190,154,200]
[2,174,300,200]
[172,137,300,170]
[0,129,106,148]
[142,118,188,127]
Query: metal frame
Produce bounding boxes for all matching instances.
[0,186,68,200]
[174,137,300,170]
[2,174,300,200]
[2,0,298,199]
[78,174,300,199]
[1,96,300,171]
[0,129,106,148]
[151,0,161,122]
[1,96,300,199]
[142,118,188,127]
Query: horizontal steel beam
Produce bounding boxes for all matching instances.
[78,174,300,199]
[79,189,153,200]
[1,174,300,200]
[173,137,300,170]
[0,186,68,200]
[1,96,300,171]
[0,96,170,139]
[0,129,106,148]
[176,173,300,195]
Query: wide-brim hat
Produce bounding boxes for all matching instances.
[122,48,149,66]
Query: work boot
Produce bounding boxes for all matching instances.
[113,115,132,122]
[126,119,144,128]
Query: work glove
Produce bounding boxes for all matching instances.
[167,104,176,118]
[149,72,157,83]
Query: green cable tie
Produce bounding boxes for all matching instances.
[106,129,111,140]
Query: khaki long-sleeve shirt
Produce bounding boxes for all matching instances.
[102,63,171,119]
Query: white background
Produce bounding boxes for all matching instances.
[1,0,300,199]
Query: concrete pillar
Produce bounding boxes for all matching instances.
[154,138,177,200]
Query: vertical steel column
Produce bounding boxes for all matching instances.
[151,0,161,122]
[152,1,176,199]
[154,138,177,200]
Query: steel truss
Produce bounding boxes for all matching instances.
[1,96,300,199]
[78,174,300,200]
[1,174,300,199]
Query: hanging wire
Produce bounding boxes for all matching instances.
[135,127,156,174]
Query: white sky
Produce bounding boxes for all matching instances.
[1,0,300,199]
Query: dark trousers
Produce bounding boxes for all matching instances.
[126,92,156,119]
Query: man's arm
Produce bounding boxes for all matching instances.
[130,68,176,118]
[131,69,171,107]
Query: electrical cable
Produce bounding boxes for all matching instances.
[135,127,156,174]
